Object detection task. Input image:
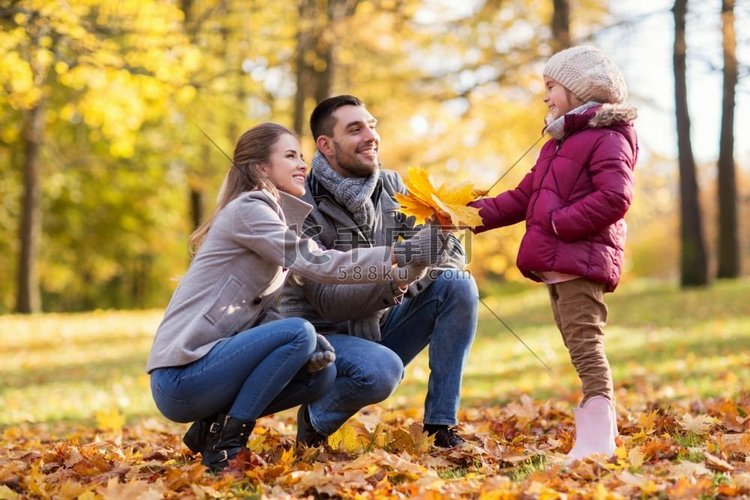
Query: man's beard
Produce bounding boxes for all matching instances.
[332,142,379,178]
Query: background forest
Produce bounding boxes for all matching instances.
[0,0,748,313]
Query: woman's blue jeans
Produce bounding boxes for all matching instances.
[150,318,336,423]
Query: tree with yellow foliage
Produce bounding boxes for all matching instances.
[0,0,196,312]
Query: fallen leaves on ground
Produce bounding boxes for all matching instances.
[394,167,484,228]
[3,393,750,498]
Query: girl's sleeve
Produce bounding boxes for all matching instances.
[469,168,535,234]
[550,133,635,241]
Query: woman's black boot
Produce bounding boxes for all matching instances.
[201,416,255,472]
[183,413,226,454]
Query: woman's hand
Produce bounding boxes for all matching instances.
[306,334,336,373]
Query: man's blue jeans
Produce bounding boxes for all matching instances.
[307,271,478,435]
[150,318,336,423]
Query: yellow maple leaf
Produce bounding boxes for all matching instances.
[435,181,475,205]
[327,422,363,453]
[372,425,389,449]
[395,166,482,228]
[605,446,628,471]
[592,482,612,500]
[0,485,20,500]
[628,446,646,469]
[432,193,484,229]
[279,446,296,467]
[402,167,440,205]
[638,410,658,434]
[27,463,47,497]
[95,407,125,434]
[394,192,434,223]
[247,433,266,452]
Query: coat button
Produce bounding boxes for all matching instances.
[253,297,262,305]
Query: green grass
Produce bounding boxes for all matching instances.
[0,310,158,426]
[394,277,750,410]
[1,278,749,428]
[505,455,548,482]
[436,466,470,479]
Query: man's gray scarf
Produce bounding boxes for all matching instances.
[312,150,380,229]
[311,150,383,341]
[544,101,600,140]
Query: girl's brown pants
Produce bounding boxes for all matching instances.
[548,278,613,403]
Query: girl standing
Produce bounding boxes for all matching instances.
[471,46,638,462]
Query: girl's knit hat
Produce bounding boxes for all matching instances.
[543,45,628,104]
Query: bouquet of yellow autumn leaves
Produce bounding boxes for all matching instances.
[394,167,485,229]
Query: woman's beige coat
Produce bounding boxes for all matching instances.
[146,190,393,372]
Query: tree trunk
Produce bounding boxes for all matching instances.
[293,0,354,135]
[189,186,205,230]
[180,0,210,232]
[717,0,739,278]
[673,0,709,286]
[293,0,315,136]
[15,101,44,313]
[313,0,338,103]
[314,39,334,104]
[551,0,571,51]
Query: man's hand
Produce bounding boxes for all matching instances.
[306,334,336,373]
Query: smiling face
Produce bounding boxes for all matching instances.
[316,104,379,178]
[260,133,308,197]
[544,77,583,122]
